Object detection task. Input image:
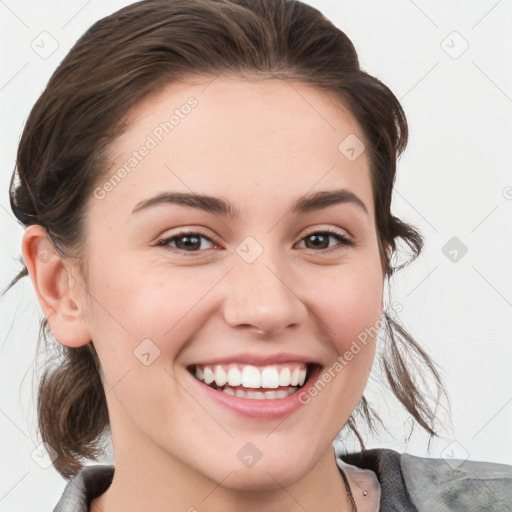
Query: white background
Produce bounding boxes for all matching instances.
[1,0,511,510]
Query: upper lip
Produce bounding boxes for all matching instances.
[187,352,322,367]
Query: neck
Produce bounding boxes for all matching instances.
[90,433,354,512]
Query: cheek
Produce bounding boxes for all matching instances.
[308,261,384,349]
[81,259,207,421]
[292,262,383,441]
[82,253,223,372]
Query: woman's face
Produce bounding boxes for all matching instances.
[76,77,385,490]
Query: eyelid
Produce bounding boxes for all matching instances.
[299,225,352,241]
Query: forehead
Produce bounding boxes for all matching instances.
[94,76,374,221]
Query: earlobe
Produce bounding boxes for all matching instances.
[21,225,92,348]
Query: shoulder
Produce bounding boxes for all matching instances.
[400,451,512,511]
[340,448,512,511]
[52,465,114,512]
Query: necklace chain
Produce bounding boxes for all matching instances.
[338,467,358,512]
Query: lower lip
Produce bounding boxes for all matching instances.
[188,366,321,420]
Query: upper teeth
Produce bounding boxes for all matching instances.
[194,364,307,389]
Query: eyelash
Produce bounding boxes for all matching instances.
[155,228,355,255]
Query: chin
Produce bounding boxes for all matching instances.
[219,461,307,492]
[200,439,319,491]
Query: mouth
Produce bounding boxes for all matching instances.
[187,362,317,400]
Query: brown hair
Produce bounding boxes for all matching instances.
[5,0,446,479]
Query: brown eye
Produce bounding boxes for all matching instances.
[156,232,216,252]
[298,230,354,251]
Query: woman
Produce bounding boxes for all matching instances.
[6,0,511,510]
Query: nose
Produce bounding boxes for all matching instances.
[222,248,307,336]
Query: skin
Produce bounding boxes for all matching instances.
[23,76,386,512]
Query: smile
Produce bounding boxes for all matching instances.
[190,363,311,400]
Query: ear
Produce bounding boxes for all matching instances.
[22,225,91,347]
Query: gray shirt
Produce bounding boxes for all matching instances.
[52,448,512,511]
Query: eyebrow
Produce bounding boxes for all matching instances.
[131,188,368,218]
